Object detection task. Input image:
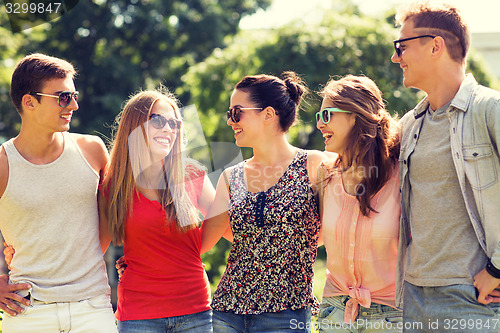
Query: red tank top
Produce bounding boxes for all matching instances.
[115,166,211,320]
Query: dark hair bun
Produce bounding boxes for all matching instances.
[282,71,306,105]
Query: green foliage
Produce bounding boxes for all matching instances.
[201,238,232,285]
[0,0,271,141]
[182,6,496,153]
[0,10,25,142]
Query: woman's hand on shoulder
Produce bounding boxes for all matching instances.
[306,150,337,184]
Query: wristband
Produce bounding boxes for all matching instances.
[486,259,500,279]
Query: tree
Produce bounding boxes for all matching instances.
[0,0,271,141]
[0,10,24,143]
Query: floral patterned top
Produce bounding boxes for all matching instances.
[211,150,321,315]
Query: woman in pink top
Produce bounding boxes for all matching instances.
[315,75,402,332]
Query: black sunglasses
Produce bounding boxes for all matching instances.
[393,35,436,57]
[149,114,181,132]
[30,91,79,107]
[226,106,263,123]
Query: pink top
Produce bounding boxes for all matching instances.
[321,164,400,324]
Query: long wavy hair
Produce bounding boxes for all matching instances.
[103,87,199,245]
[320,75,400,216]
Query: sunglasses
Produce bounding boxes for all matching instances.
[315,107,352,124]
[30,91,79,107]
[149,114,181,132]
[393,35,436,57]
[226,106,263,123]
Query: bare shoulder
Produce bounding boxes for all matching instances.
[0,146,9,196]
[306,150,336,167]
[70,133,107,151]
[68,133,109,175]
[306,150,337,183]
[219,165,237,186]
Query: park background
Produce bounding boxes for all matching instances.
[1,0,499,329]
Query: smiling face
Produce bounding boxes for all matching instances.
[391,19,435,90]
[316,98,355,156]
[29,75,78,133]
[147,98,180,160]
[227,89,263,147]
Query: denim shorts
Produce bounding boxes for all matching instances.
[117,309,212,333]
[318,296,402,333]
[212,307,312,333]
[403,281,500,332]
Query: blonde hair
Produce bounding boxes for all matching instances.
[103,87,199,245]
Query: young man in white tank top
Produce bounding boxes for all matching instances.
[0,54,117,332]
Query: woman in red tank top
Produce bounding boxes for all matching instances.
[101,88,215,333]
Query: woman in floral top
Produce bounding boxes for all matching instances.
[201,72,329,332]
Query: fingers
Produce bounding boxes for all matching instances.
[8,283,32,293]
[2,293,30,315]
[485,289,500,303]
[0,289,30,316]
[115,256,126,281]
[117,267,125,280]
[0,301,25,316]
[489,289,500,297]
[0,275,31,315]
[3,244,15,270]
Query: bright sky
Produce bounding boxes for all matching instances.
[240,0,500,33]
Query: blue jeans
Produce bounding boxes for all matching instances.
[403,281,500,332]
[117,309,212,333]
[213,307,311,332]
[318,296,402,333]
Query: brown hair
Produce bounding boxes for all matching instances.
[320,75,400,216]
[10,53,76,114]
[103,87,199,245]
[395,1,470,63]
[235,71,307,132]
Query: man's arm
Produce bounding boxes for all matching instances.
[73,133,109,181]
[0,147,32,315]
[0,147,9,197]
[74,134,111,253]
[474,98,500,304]
[98,193,111,254]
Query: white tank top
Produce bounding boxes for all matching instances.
[0,132,110,302]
